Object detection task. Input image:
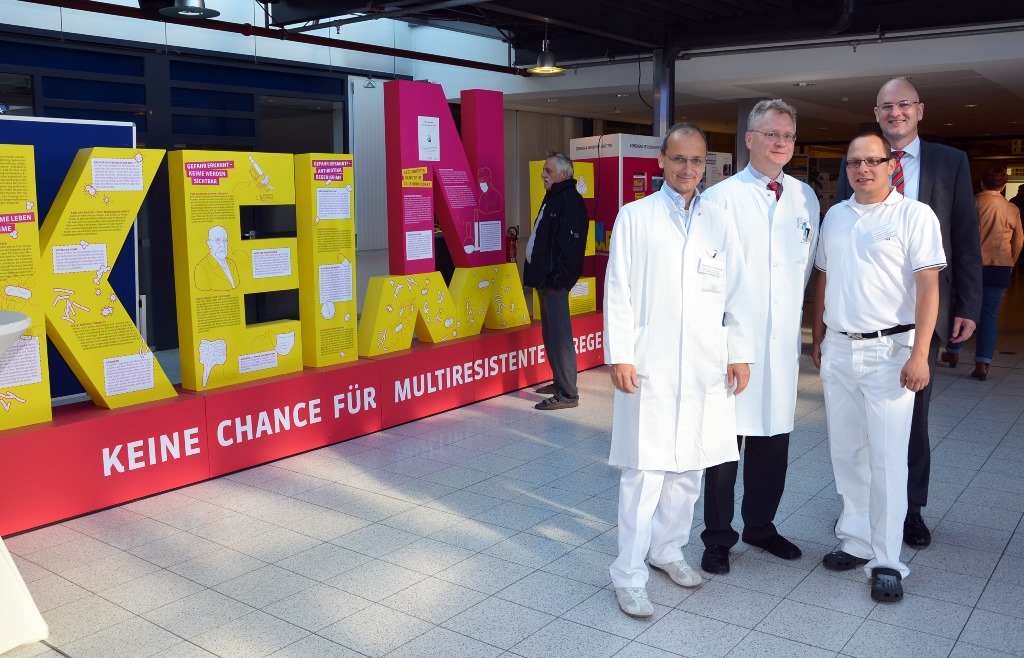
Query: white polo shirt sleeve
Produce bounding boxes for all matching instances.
[905,202,946,272]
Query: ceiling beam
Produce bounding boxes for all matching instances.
[286,0,490,33]
[481,4,661,49]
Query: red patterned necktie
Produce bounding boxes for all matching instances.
[767,181,782,200]
[891,150,905,194]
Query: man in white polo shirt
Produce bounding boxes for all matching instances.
[811,133,944,603]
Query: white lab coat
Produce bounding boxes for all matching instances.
[604,190,756,472]
[702,169,819,437]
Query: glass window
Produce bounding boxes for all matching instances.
[0,72,32,115]
[42,77,145,104]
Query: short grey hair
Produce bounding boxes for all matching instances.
[660,122,708,153]
[747,99,797,131]
[545,151,574,178]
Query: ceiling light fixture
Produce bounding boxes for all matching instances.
[159,0,220,19]
[528,23,565,75]
[545,99,558,103]
[964,104,979,108]
[793,82,814,87]
[616,93,631,98]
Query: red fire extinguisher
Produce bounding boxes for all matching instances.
[506,226,519,263]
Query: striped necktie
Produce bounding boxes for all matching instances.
[891,150,905,194]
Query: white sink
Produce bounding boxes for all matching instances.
[0,310,31,357]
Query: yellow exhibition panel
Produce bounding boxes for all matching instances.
[39,147,175,409]
[294,154,358,367]
[449,264,531,332]
[169,150,302,391]
[358,272,459,357]
[0,144,51,428]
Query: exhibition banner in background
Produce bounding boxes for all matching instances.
[384,82,506,274]
[169,150,302,392]
[295,153,358,368]
[0,144,50,429]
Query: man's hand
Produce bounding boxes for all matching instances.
[727,363,750,395]
[950,317,977,343]
[610,363,639,394]
[811,341,823,370]
[900,353,931,392]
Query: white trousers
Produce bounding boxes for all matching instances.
[609,467,702,588]
[820,329,915,579]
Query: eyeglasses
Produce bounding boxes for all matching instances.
[876,100,921,114]
[663,155,706,167]
[845,157,892,169]
[748,129,797,143]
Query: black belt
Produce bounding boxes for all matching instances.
[834,324,914,340]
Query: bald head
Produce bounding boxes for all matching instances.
[873,78,924,150]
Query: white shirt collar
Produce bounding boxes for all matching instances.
[746,163,784,186]
[893,135,920,159]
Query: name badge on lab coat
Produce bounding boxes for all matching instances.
[798,217,812,243]
[698,251,725,277]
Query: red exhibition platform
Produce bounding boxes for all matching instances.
[0,313,605,535]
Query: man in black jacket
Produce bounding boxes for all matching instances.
[523,152,589,410]
[834,78,983,548]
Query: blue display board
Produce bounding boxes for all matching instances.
[0,116,138,400]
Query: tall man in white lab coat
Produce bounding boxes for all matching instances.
[699,99,820,574]
[605,123,756,618]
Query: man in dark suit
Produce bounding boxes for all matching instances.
[834,78,982,548]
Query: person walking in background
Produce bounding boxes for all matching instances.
[699,99,819,574]
[942,167,1023,380]
[604,123,755,617]
[523,152,589,410]
[834,77,982,549]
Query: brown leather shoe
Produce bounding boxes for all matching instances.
[971,363,989,381]
[940,351,959,368]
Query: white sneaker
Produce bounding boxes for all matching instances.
[614,587,654,617]
[650,559,703,588]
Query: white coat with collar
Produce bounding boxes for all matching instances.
[702,168,820,437]
[604,189,757,472]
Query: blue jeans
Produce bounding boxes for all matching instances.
[946,286,1005,364]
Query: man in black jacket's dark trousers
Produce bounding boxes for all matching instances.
[523,152,589,410]
[834,78,983,548]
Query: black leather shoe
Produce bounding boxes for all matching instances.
[903,512,932,547]
[701,545,730,574]
[744,534,802,560]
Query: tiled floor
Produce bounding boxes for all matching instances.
[5,285,1024,658]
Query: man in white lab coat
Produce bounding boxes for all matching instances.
[605,123,756,618]
[699,99,820,574]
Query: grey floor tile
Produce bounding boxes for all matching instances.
[189,514,280,546]
[0,642,54,658]
[23,535,124,574]
[329,524,422,558]
[978,580,1024,619]
[143,589,255,639]
[512,485,593,513]
[319,603,433,657]
[944,502,1023,532]
[612,642,686,658]
[541,546,614,588]
[429,519,519,552]
[385,627,503,658]
[424,490,506,517]
[678,580,782,628]
[191,610,309,658]
[931,519,1011,554]
[271,508,370,542]
[98,569,205,614]
[327,559,427,602]
[725,631,837,658]
[992,554,1024,587]
[380,506,466,536]
[562,590,672,640]
[10,555,52,584]
[901,563,988,607]
[61,550,163,592]
[511,618,628,658]
[948,642,1020,658]
[434,552,535,595]
[62,617,180,658]
[711,553,809,597]
[214,564,316,609]
[261,583,372,632]
[83,517,182,550]
[126,533,223,569]
[473,501,557,531]
[908,540,1002,578]
[482,531,575,569]
[787,571,877,618]
[755,600,862,652]
[442,597,555,649]
[841,620,953,658]
[636,609,747,658]
[379,576,488,624]
[150,642,221,658]
[24,573,91,612]
[266,634,365,658]
[43,592,135,645]
[524,512,613,546]
[274,542,371,581]
[961,609,1024,656]
[381,537,475,575]
[495,570,601,615]
[165,546,266,588]
[229,527,323,564]
[867,592,972,639]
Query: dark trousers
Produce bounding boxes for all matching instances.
[701,433,790,548]
[907,333,940,513]
[538,287,578,400]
